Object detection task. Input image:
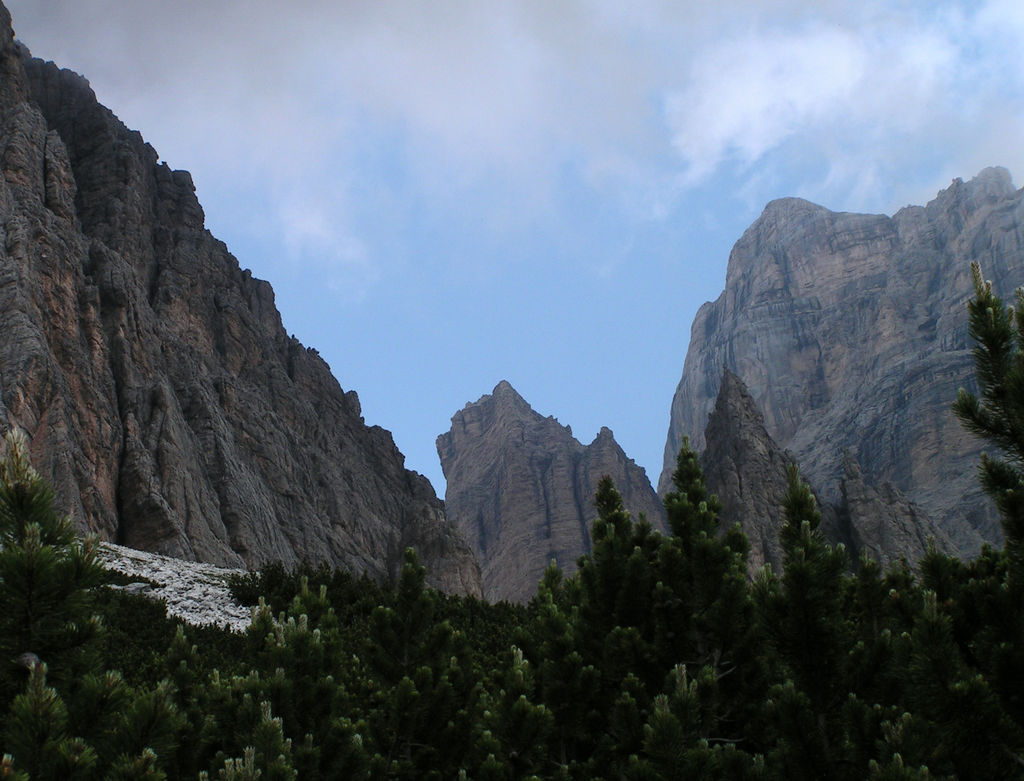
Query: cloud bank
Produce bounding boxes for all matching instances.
[13,0,1024,270]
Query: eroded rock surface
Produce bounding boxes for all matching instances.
[0,3,480,595]
[701,369,951,575]
[663,168,1024,557]
[439,381,666,603]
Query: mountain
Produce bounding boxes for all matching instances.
[438,380,666,603]
[701,368,953,575]
[662,168,1024,557]
[0,3,480,595]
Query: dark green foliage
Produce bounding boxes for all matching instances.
[755,466,851,776]
[953,261,1024,583]
[7,263,1024,776]
[0,431,107,706]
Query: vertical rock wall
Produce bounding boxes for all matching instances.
[663,169,1024,556]
[0,2,480,595]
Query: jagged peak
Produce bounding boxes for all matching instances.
[465,379,536,421]
[713,368,764,425]
[922,166,1018,216]
[970,165,1015,191]
[589,425,623,451]
[491,379,523,402]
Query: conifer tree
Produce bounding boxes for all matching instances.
[944,262,1024,763]
[0,430,106,704]
[518,564,597,776]
[953,261,1024,585]
[2,663,98,779]
[652,440,762,748]
[364,548,478,779]
[755,465,851,778]
[473,645,553,780]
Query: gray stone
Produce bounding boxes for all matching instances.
[0,2,480,596]
[439,380,666,603]
[701,368,953,575]
[663,167,1024,558]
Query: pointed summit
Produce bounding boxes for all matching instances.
[439,385,665,602]
[700,369,795,574]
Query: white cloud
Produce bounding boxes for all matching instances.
[9,0,1024,262]
[665,27,867,184]
[659,1,1024,213]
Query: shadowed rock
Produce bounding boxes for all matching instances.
[0,2,480,595]
[439,381,666,603]
[701,369,952,575]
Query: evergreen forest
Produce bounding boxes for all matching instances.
[2,262,1024,779]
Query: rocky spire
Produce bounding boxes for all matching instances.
[439,381,665,602]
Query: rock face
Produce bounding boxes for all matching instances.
[700,369,795,574]
[701,369,952,575]
[835,452,953,570]
[438,381,666,603]
[0,3,480,596]
[663,168,1024,557]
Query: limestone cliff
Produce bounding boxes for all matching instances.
[701,369,952,575]
[0,3,480,595]
[663,168,1024,556]
[438,381,666,603]
[700,369,794,574]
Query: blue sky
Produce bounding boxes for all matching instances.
[10,0,1024,494]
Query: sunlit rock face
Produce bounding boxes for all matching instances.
[439,381,666,603]
[663,168,1024,558]
[0,2,480,596]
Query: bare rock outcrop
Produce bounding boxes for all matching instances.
[438,381,666,603]
[701,369,951,575]
[700,369,794,574]
[0,2,480,595]
[662,168,1024,557]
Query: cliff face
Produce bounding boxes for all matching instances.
[438,381,666,603]
[0,3,480,595]
[699,369,794,574]
[701,369,952,575]
[662,168,1024,556]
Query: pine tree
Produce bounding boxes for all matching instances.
[2,663,98,779]
[473,645,554,780]
[953,261,1024,585]
[364,548,479,779]
[755,465,851,778]
[942,262,1024,769]
[0,430,106,705]
[651,441,762,749]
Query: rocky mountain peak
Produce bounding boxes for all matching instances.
[663,168,1024,558]
[0,1,480,595]
[439,382,665,603]
[700,369,952,573]
[939,166,1016,208]
[700,368,796,574]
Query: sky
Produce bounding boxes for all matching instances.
[8,0,1024,495]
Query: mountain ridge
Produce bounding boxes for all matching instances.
[0,2,480,595]
[662,166,1024,557]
